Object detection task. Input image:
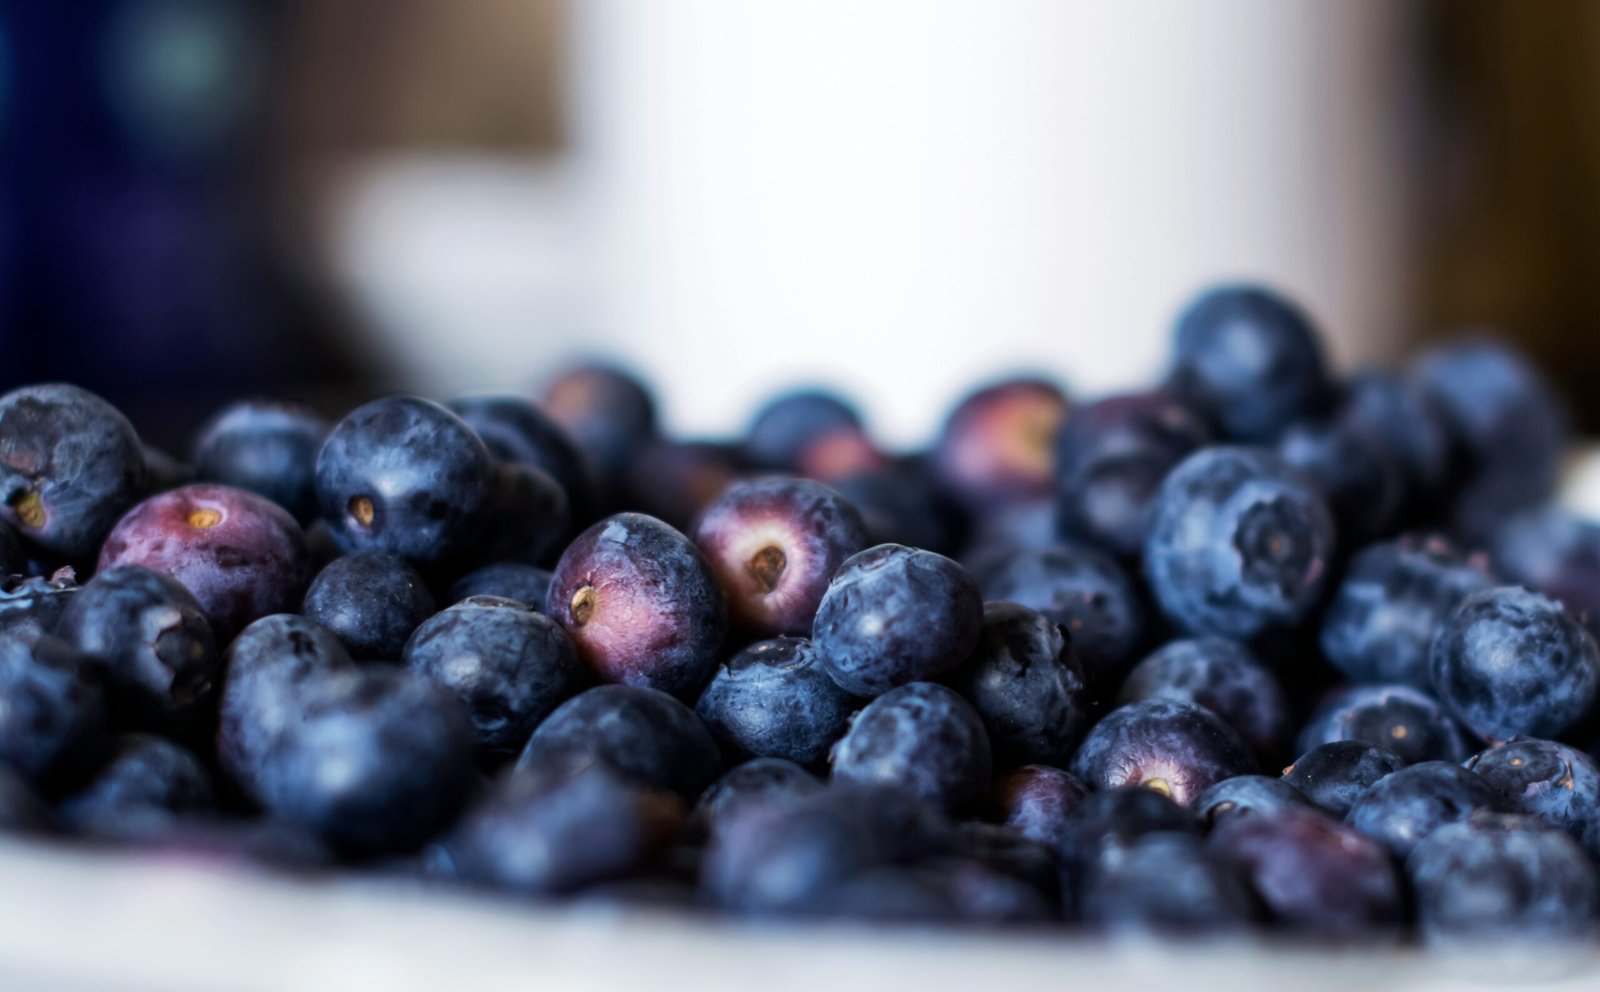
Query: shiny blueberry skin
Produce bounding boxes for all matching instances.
[1319,536,1493,689]
[1208,806,1403,937]
[743,389,862,471]
[516,684,723,802]
[541,364,658,484]
[0,764,50,833]
[191,399,329,523]
[978,542,1145,685]
[693,758,823,838]
[403,596,581,758]
[477,462,570,566]
[1144,446,1335,640]
[1118,637,1290,764]
[1281,741,1405,819]
[0,384,148,563]
[545,513,727,699]
[932,378,1069,510]
[949,602,1088,766]
[812,544,982,698]
[694,637,859,767]
[1492,508,1600,637]
[448,394,596,519]
[447,764,682,896]
[315,396,495,569]
[1167,285,1332,442]
[1276,414,1404,544]
[1082,832,1260,935]
[301,551,436,661]
[1430,586,1600,742]
[1054,391,1212,560]
[1197,775,1309,829]
[1466,738,1600,859]
[1298,684,1470,765]
[0,631,107,792]
[1345,760,1497,859]
[448,562,552,609]
[993,765,1091,850]
[1407,813,1600,945]
[58,734,214,839]
[692,477,867,638]
[830,468,962,556]
[831,682,991,815]
[1069,699,1256,807]
[56,565,218,731]
[1341,368,1454,515]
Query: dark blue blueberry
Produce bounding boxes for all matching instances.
[0,520,24,578]
[516,684,723,802]
[1196,775,1309,828]
[403,596,581,758]
[1281,741,1405,819]
[1117,637,1290,764]
[1144,447,1335,640]
[541,364,658,486]
[692,476,867,638]
[447,562,552,609]
[963,499,1059,560]
[1276,414,1404,544]
[694,637,859,767]
[0,764,50,834]
[301,551,436,661]
[743,388,862,471]
[477,461,569,566]
[1069,699,1256,807]
[949,822,1064,911]
[1340,368,1454,515]
[622,440,743,531]
[948,602,1088,765]
[142,446,195,494]
[1298,684,1469,765]
[817,859,1053,926]
[191,399,329,523]
[97,483,311,641]
[56,564,217,731]
[446,764,682,896]
[978,542,1145,685]
[932,378,1068,510]
[1407,813,1599,945]
[1082,832,1259,935]
[1208,806,1403,937]
[449,394,596,519]
[812,543,982,697]
[1053,391,1212,560]
[1491,507,1600,638]
[1466,738,1600,860]
[314,396,495,568]
[138,819,333,872]
[545,513,727,699]
[830,467,962,556]
[1319,536,1493,689]
[1345,760,1497,858]
[0,631,107,793]
[58,734,214,840]
[693,758,823,838]
[0,571,80,637]
[1055,786,1196,916]
[993,765,1091,850]
[1430,586,1600,742]
[830,682,991,815]
[0,384,148,563]
[1166,284,1332,442]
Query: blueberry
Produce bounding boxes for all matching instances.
[446,764,682,896]
[447,562,552,609]
[792,425,890,482]
[948,602,1088,765]
[1208,807,1403,937]
[1466,738,1600,860]
[1055,787,1197,916]
[541,364,658,485]
[932,378,1069,510]
[1406,813,1599,945]
[829,467,962,556]
[1144,446,1335,640]
[1069,699,1256,807]
[0,570,79,636]
[812,544,982,697]
[1298,684,1469,765]
[1117,637,1290,764]
[692,477,866,638]
[0,630,107,792]
[1196,775,1309,828]
[56,564,218,731]
[743,389,862,471]
[58,734,214,839]
[476,462,570,566]
[191,399,329,523]
[0,384,148,563]
[1167,284,1332,442]
[831,682,991,815]
[1340,368,1454,514]
[693,758,823,837]
[138,819,332,872]
[98,483,311,641]
[1281,741,1405,819]
[314,396,495,568]
[301,551,436,661]
[1319,536,1493,689]
[1082,832,1259,935]
[0,764,50,834]
[622,440,743,531]
[948,822,1064,910]
[516,684,723,802]
[1054,390,1212,559]
[818,859,1053,926]
[545,513,727,699]
[992,765,1091,849]
[1276,414,1404,544]
[448,394,596,519]
[403,596,581,758]
[694,637,859,767]
[1344,760,1497,859]
[1491,507,1600,637]
[1430,586,1600,742]
[978,542,1145,685]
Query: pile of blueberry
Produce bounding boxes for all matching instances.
[2,283,1599,947]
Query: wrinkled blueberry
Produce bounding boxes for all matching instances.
[1344,760,1497,859]
[1118,637,1290,764]
[1466,738,1600,860]
[1069,699,1256,807]
[694,637,859,768]
[1298,684,1469,765]
[932,378,1068,510]
[949,602,1088,765]
[191,399,329,523]
[1281,741,1405,819]
[301,551,436,661]
[831,682,991,815]
[447,562,552,609]
[58,734,214,839]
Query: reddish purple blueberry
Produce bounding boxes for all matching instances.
[1069,698,1256,807]
[932,378,1069,510]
